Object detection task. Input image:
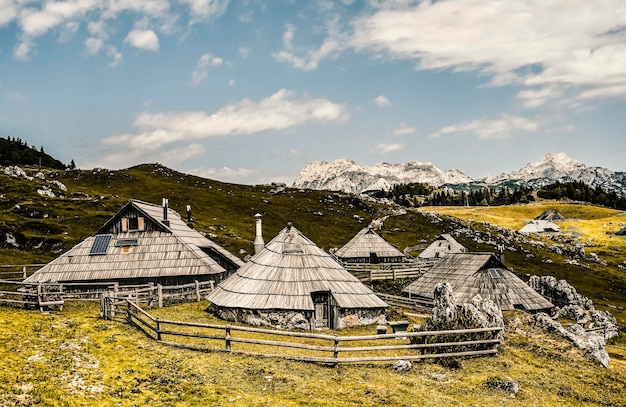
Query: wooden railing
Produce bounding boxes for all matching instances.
[344,262,435,283]
[0,264,46,280]
[0,279,214,311]
[375,293,433,311]
[113,299,502,366]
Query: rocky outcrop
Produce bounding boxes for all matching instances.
[528,275,593,310]
[425,283,505,341]
[528,275,618,341]
[534,312,610,367]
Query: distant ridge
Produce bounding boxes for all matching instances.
[292,153,626,197]
[0,136,66,169]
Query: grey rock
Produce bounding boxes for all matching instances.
[391,360,412,372]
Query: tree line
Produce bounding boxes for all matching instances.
[0,136,73,170]
[371,180,626,210]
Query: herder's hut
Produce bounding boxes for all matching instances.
[418,234,466,260]
[334,227,405,264]
[24,199,243,288]
[402,253,553,312]
[207,222,388,330]
[535,209,565,222]
[519,220,560,234]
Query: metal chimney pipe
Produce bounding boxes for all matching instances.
[162,198,169,226]
[186,205,193,228]
[253,213,265,254]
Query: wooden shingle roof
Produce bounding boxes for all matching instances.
[519,220,560,233]
[402,253,553,311]
[418,234,466,259]
[334,227,405,260]
[24,199,243,284]
[208,224,388,311]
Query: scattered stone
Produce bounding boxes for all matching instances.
[391,360,412,372]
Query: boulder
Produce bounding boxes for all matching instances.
[534,312,610,368]
[391,360,412,372]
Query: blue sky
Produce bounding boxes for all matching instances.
[1,0,625,184]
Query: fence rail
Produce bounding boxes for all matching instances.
[0,279,214,311]
[375,293,433,311]
[112,298,502,366]
[344,262,435,283]
[0,264,46,280]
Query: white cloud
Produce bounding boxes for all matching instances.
[17,0,97,37]
[0,0,17,26]
[8,93,26,102]
[191,52,223,85]
[85,37,103,55]
[179,0,229,24]
[238,46,250,59]
[188,166,261,183]
[106,45,123,67]
[374,94,390,107]
[159,143,206,165]
[430,114,540,140]
[372,143,404,154]
[124,29,159,51]
[350,0,626,105]
[103,89,349,150]
[273,18,347,70]
[228,79,236,86]
[14,39,34,60]
[394,122,415,135]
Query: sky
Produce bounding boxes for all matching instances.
[1,0,625,185]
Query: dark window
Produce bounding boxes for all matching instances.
[128,217,139,230]
[115,238,138,247]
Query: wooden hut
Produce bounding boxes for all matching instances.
[519,220,560,234]
[24,199,243,288]
[207,222,388,330]
[535,209,565,221]
[334,227,405,264]
[418,234,466,260]
[402,253,553,312]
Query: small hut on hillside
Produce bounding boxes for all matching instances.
[207,222,388,330]
[24,199,243,288]
[334,227,406,264]
[519,220,560,234]
[535,209,565,222]
[402,253,553,312]
[418,234,466,260]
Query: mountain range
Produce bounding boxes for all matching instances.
[293,153,626,196]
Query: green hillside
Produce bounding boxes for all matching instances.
[1,162,626,406]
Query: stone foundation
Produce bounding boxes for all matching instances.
[210,305,386,330]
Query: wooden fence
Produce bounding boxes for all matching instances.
[0,264,45,280]
[375,293,433,312]
[344,262,435,283]
[106,298,502,366]
[0,279,214,311]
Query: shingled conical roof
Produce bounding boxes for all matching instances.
[402,253,553,311]
[334,227,405,261]
[207,223,387,311]
[418,234,466,259]
[535,209,565,221]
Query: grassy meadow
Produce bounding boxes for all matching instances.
[1,301,625,407]
[2,165,626,405]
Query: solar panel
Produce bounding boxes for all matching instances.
[90,234,113,255]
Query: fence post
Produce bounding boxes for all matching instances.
[195,280,200,302]
[225,325,232,351]
[157,284,163,308]
[23,266,27,279]
[156,318,162,341]
[369,269,373,283]
[392,268,397,280]
[210,280,214,291]
[333,335,339,367]
[113,283,119,298]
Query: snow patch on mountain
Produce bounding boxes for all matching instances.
[293,153,626,196]
[293,159,473,194]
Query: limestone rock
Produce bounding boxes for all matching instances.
[391,360,412,372]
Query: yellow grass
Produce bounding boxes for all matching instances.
[1,302,625,406]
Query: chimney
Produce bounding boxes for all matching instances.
[253,213,265,254]
[186,205,193,228]
[162,198,170,226]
